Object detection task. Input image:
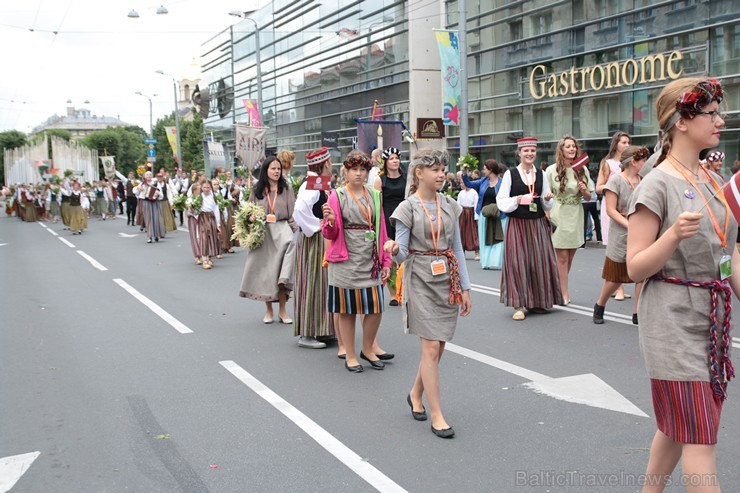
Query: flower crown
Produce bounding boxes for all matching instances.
[676,79,723,118]
[634,147,650,161]
[343,154,371,170]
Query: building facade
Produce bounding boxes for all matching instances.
[32,107,131,140]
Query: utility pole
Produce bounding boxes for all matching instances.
[458,0,469,167]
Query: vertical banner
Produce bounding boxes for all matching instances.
[242,99,262,127]
[100,156,116,179]
[355,119,403,156]
[434,29,461,126]
[234,124,267,170]
[164,127,179,163]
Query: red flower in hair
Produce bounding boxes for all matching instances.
[676,79,724,118]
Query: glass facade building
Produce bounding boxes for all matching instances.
[200,0,738,169]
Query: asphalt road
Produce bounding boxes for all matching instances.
[1,212,738,493]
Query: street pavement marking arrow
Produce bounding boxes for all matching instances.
[0,243,7,247]
[447,343,649,418]
[118,232,139,238]
[0,451,40,493]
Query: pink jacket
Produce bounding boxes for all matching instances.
[321,187,392,269]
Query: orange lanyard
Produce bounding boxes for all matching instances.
[522,167,536,196]
[345,186,373,227]
[669,156,729,248]
[265,186,277,214]
[620,172,640,190]
[415,192,442,254]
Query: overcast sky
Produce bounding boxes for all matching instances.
[0,0,267,134]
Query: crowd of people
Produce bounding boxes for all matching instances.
[2,75,738,489]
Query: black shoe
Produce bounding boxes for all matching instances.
[593,303,605,324]
[632,313,638,325]
[389,299,399,306]
[147,238,152,243]
[360,352,385,370]
[154,237,159,242]
[431,425,455,438]
[337,353,346,360]
[407,394,427,421]
[376,352,395,361]
[344,361,363,373]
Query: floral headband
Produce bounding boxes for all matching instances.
[343,154,371,170]
[676,79,724,119]
[622,147,651,167]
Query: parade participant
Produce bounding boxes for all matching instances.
[198,180,221,269]
[186,183,202,265]
[277,150,296,180]
[292,147,336,349]
[374,147,407,306]
[125,171,138,226]
[460,159,505,268]
[156,173,177,233]
[62,180,87,235]
[60,181,71,229]
[456,177,479,258]
[322,150,392,373]
[239,156,298,323]
[367,148,383,187]
[627,77,735,492]
[546,135,594,304]
[213,178,235,255]
[104,179,117,220]
[136,171,165,243]
[92,180,107,219]
[592,146,649,325]
[176,171,190,226]
[20,185,38,222]
[115,176,125,215]
[49,183,61,223]
[385,148,472,438]
[705,150,725,177]
[497,137,563,320]
[596,131,631,300]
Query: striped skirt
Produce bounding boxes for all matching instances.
[135,200,145,227]
[139,199,166,239]
[601,256,633,283]
[460,207,479,252]
[328,285,384,315]
[500,216,563,309]
[651,379,722,444]
[218,208,231,251]
[198,211,220,257]
[294,232,335,337]
[187,215,201,258]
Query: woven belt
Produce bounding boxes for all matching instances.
[409,249,462,304]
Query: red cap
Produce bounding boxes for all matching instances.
[517,137,538,148]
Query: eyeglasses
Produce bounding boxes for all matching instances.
[696,110,726,122]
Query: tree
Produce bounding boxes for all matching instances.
[152,110,204,172]
[0,130,28,184]
[81,125,148,177]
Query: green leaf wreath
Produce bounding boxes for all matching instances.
[232,202,266,250]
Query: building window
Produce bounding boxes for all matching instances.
[533,107,554,138]
[509,20,522,40]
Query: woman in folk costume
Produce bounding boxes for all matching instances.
[106,179,118,219]
[21,185,39,222]
[49,183,61,223]
[596,131,631,301]
[497,137,563,320]
[627,78,736,492]
[156,173,177,233]
[546,135,595,304]
[456,179,479,256]
[60,179,72,229]
[385,148,472,439]
[136,171,166,244]
[92,180,108,218]
[186,183,203,266]
[322,150,392,373]
[197,180,221,270]
[239,156,298,323]
[592,146,648,326]
[62,180,88,235]
[292,147,336,349]
[215,178,237,254]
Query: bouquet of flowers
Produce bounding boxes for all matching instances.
[234,167,248,178]
[232,202,266,250]
[187,194,203,213]
[241,187,252,202]
[64,168,74,178]
[136,165,146,177]
[216,193,230,211]
[457,153,479,172]
[172,193,188,212]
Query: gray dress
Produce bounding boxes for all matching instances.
[603,173,636,263]
[391,195,463,341]
[628,167,736,382]
[328,185,380,290]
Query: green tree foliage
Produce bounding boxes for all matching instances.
[81,126,148,177]
[0,130,28,184]
[152,109,204,173]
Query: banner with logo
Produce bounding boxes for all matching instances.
[164,127,179,163]
[434,29,461,126]
[242,99,262,127]
[355,119,403,156]
[100,156,116,179]
[234,124,268,170]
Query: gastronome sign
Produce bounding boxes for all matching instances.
[529,50,684,100]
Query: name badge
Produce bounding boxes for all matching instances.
[529,202,538,213]
[431,259,447,276]
[719,255,732,280]
[266,214,277,223]
[364,230,376,242]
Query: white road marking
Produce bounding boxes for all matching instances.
[446,343,649,417]
[76,251,108,271]
[113,279,193,334]
[177,227,189,233]
[45,228,58,237]
[0,451,40,493]
[58,237,75,248]
[0,243,7,247]
[118,232,139,238]
[220,361,406,493]
[734,337,740,349]
[38,223,47,228]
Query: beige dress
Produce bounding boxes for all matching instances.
[391,195,462,341]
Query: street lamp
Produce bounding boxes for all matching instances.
[135,91,157,138]
[155,70,182,168]
[228,11,262,121]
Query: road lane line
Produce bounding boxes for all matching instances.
[220,360,407,493]
[58,237,75,248]
[113,279,193,334]
[45,228,59,237]
[76,251,108,271]
[734,337,739,349]
[38,222,47,228]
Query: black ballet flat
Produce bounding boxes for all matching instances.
[431,425,455,438]
[344,361,363,373]
[337,354,346,360]
[406,394,427,421]
[360,352,385,370]
[376,352,395,361]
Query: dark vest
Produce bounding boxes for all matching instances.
[302,177,329,218]
[70,193,81,207]
[507,167,545,219]
[61,193,70,203]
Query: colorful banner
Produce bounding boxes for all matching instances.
[234,124,268,170]
[434,30,461,126]
[100,156,116,179]
[355,119,403,156]
[164,127,179,163]
[242,99,262,127]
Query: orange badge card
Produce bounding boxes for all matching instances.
[306,175,331,191]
